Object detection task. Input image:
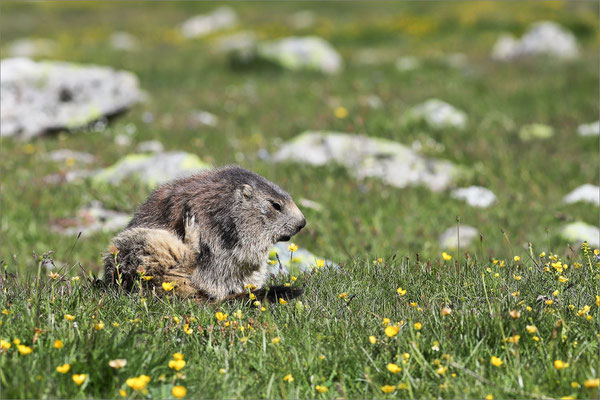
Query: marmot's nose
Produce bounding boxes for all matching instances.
[296,218,306,233]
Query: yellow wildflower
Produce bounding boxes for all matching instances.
[558,276,568,283]
[173,353,184,361]
[584,379,599,388]
[414,322,422,330]
[554,360,568,370]
[162,282,174,292]
[64,314,75,321]
[316,259,325,268]
[509,310,520,319]
[387,363,402,373]
[279,298,288,304]
[504,335,520,344]
[288,243,298,252]
[410,302,418,307]
[56,364,71,374]
[119,389,127,397]
[315,385,328,393]
[442,252,452,261]
[485,395,494,400]
[385,326,399,337]
[172,385,186,399]
[490,356,503,367]
[369,336,377,344]
[436,366,448,375]
[72,374,87,386]
[526,325,537,334]
[1,340,11,350]
[539,252,546,257]
[169,359,186,371]
[397,287,407,296]
[94,322,105,331]
[532,336,540,342]
[513,256,520,262]
[338,292,348,299]
[126,375,150,390]
[380,385,396,393]
[513,275,521,281]
[215,312,228,321]
[48,272,60,280]
[382,318,391,325]
[403,353,410,360]
[141,276,153,281]
[219,368,227,374]
[334,106,348,119]
[283,374,294,382]
[571,382,580,388]
[17,345,32,355]
[271,337,281,344]
[545,299,554,306]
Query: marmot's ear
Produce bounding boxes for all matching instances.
[241,184,254,199]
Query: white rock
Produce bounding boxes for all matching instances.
[50,201,130,237]
[577,121,599,137]
[451,186,497,208]
[268,242,334,275]
[92,152,210,188]
[273,131,457,192]
[519,123,554,141]
[43,149,95,164]
[1,58,141,140]
[563,184,599,206]
[136,140,164,153]
[188,110,218,127]
[257,36,342,74]
[439,225,479,249]
[492,21,579,61]
[407,99,467,130]
[180,7,237,39]
[6,38,57,57]
[213,31,257,53]
[288,10,316,30]
[560,222,600,248]
[109,31,140,51]
[395,56,421,72]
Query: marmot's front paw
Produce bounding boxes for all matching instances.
[184,211,196,230]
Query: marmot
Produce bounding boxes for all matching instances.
[104,165,306,301]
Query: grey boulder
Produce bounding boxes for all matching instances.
[1,58,141,140]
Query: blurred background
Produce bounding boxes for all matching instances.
[1,1,598,276]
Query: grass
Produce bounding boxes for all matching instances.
[1,246,599,399]
[0,1,599,398]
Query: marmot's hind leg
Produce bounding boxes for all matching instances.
[141,213,203,297]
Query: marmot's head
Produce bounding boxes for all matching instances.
[205,166,306,254]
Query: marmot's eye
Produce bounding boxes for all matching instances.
[270,201,282,211]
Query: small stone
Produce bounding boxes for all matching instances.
[560,222,600,248]
[563,184,599,206]
[114,134,132,147]
[577,121,599,137]
[6,38,57,57]
[50,201,130,237]
[180,7,237,39]
[406,99,467,130]
[451,186,497,208]
[109,32,140,51]
[267,242,334,275]
[439,226,479,249]
[395,56,421,72]
[288,10,316,30]
[136,140,164,153]
[43,149,95,164]
[492,21,579,61]
[188,110,218,127]
[519,123,554,141]
[256,36,342,74]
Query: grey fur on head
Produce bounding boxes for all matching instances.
[104,165,306,301]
